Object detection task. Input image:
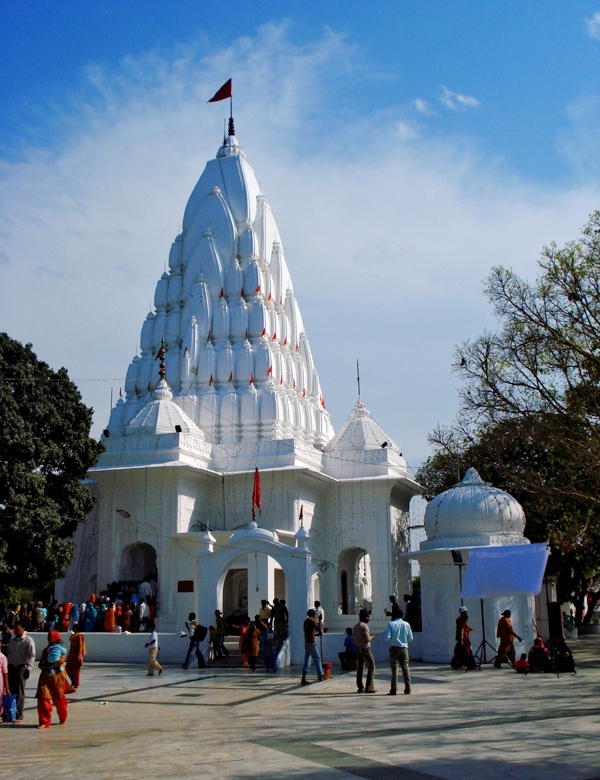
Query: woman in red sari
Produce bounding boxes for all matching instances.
[36,630,74,729]
[66,624,87,689]
[59,603,71,632]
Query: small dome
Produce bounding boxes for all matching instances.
[127,380,204,437]
[324,400,399,453]
[424,468,525,542]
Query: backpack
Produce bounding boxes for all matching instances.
[193,624,208,642]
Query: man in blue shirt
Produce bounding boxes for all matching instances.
[385,605,413,695]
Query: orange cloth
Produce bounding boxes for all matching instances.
[66,633,86,688]
[496,616,517,642]
[104,606,116,633]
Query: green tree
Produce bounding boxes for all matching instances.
[421,213,600,623]
[0,334,103,598]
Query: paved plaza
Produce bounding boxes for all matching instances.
[2,637,599,780]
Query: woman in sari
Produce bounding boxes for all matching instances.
[66,624,87,689]
[36,630,73,729]
[239,618,250,667]
[81,602,97,632]
[243,621,261,671]
[0,645,9,719]
[59,603,71,632]
[104,602,116,632]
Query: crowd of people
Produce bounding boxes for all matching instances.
[0,576,159,637]
[0,588,579,728]
[450,605,576,674]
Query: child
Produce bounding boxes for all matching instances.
[45,642,67,676]
[338,627,357,670]
[515,653,529,674]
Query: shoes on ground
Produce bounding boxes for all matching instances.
[388,691,397,695]
[357,688,364,693]
[404,689,411,694]
[158,668,163,675]
[301,678,311,685]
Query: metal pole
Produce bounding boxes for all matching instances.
[480,598,487,664]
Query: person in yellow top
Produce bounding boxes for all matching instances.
[494,609,521,668]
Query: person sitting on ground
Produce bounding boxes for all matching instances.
[338,628,358,670]
[528,636,552,673]
[450,606,476,670]
[548,636,576,674]
[515,653,529,674]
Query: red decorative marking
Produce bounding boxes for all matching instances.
[228,372,233,382]
[209,374,213,386]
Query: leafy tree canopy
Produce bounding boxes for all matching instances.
[0,334,103,598]
[419,213,600,623]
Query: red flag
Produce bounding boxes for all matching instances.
[299,505,304,525]
[119,387,123,398]
[208,374,213,386]
[252,467,261,520]
[267,365,273,374]
[207,79,232,103]
[228,371,233,382]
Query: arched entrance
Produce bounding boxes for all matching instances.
[197,527,311,665]
[119,542,157,582]
[338,547,371,614]
[222,553,287,622]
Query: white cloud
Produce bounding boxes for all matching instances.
[585,12,600,40]
[440,86,479,110]
[396,120,420,140]
[0,24,597,467]
[414,98,436,116]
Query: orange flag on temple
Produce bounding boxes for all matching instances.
[252,467,261,521]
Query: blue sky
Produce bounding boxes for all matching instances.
[2,2,600,469]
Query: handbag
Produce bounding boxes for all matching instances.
[2,693,17,723]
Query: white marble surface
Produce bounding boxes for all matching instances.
[2,635,597,780]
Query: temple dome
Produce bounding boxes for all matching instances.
[422,468,526,549]
[127,380,204,437]
[325,400,399,452]
[110,127,334,462]
[322,400,407,478]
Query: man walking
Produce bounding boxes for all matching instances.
[301,608,324,684]
[494,609,521,668]
[352,610,376,693]
[6,622,36,722]
[214,610,229,659]
[385,605,413,695]
[144,621,162,676]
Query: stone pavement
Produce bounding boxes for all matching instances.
[2,637,600,780]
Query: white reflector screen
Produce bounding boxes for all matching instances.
[461,544,550,599]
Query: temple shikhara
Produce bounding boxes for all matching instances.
[58,120,423,662]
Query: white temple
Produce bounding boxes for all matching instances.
[58,123,422,663]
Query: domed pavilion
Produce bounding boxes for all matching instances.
[407,468,535,663]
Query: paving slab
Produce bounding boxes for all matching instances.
[1,636,599,779]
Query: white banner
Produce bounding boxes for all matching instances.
[461,543,550,599]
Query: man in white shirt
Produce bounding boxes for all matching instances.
[385,605,413,695]
[137,578,153,602]
[144,621,162,676]
[314,601,325,624]
[138,599,149,631]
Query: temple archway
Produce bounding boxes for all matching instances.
[338,547,371,615]
[119,542,157,582]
